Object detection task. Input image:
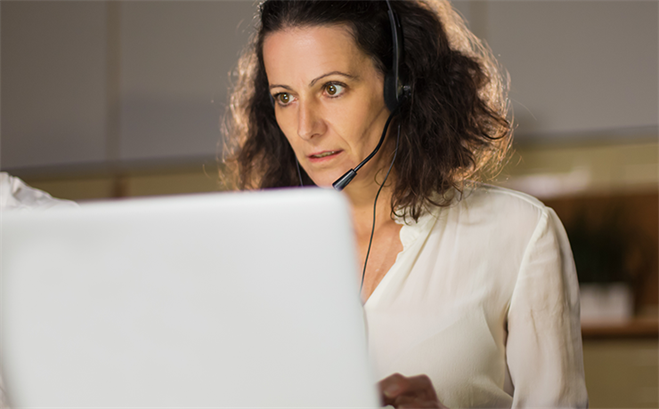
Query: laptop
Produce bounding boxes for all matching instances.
[1,188,379,408]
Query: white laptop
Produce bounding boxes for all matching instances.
[1,188,379,408]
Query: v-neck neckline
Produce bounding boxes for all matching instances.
[363,208,441,307]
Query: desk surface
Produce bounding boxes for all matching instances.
[582,317,659,339]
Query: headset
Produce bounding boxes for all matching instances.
[331,0,409,191]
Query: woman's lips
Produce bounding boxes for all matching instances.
[308,150,342,162]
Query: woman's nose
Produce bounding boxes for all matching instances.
[297,100,326,140]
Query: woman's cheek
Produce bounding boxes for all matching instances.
[275,113,297,143]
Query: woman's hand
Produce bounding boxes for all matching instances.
[378,373,449,409]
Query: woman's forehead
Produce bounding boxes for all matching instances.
[262,25,372,84]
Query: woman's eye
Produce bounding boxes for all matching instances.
[325,83,345,97]
[275,93,291,105]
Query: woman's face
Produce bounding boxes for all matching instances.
[263,24,390,188]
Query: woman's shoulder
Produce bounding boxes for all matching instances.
[461,183,548,211]
[434,183,553,232]
[400,184,556,242]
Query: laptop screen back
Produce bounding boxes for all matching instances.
[1,188,378,407]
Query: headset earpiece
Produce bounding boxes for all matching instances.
[383,73,399,113]
[383,0,408,112]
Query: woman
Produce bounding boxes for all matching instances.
[223,0,588,407]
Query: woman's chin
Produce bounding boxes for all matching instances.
[309,178,334,188]
[303,172,341,188]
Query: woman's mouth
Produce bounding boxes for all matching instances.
[308,150,342,162]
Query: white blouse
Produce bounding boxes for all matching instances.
[0,172,77,211]
[364,185,588,408]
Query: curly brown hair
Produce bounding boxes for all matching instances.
[222,0,512,222]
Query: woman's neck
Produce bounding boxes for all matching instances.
[343,175,397,237]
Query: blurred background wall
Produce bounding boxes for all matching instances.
[1,1,657,407]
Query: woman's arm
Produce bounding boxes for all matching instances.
[506,208,588,407]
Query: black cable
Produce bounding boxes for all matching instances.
[361,122,400,292]
[354,107,399,173]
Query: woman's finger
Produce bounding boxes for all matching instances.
[404,374,438,400]
[379,373,410,405]
[379,373,440,404]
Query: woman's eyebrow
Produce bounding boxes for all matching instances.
[309,71,357,86]
[269,71,358,91]
[269,84,293,91]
